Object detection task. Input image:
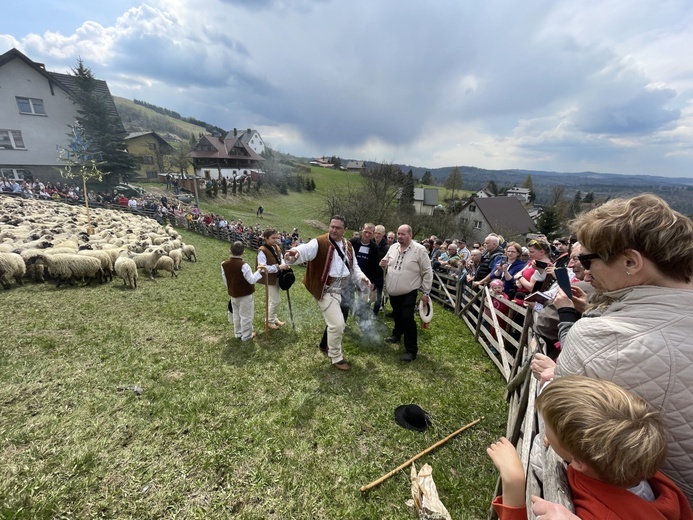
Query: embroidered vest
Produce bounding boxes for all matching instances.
[256,245,279,286]
[303,234,353,300]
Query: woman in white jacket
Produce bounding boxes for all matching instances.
[532,193,693,506]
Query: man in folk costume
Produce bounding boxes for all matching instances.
[285,216,372,371]
[257,228,291,329]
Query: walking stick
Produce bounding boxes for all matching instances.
[359,417,482,493]
[286,287,296,330]
[258,265,269,333]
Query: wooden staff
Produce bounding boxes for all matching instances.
[359,417,482,493]
[258,265,269,333]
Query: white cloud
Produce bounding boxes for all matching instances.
[2,0,693,177]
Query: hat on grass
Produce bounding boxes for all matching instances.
[395,404,431,432]
[419,299,433,324]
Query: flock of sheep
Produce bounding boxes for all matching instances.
[0,196,198,290]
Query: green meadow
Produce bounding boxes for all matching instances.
[0,171,507,519]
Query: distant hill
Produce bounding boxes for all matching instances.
[113,96,208,141]
[392,164,693,214]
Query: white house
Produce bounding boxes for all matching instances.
[226,128,266,156]
[506,186,531,203]
[414,187,439,215]
[0,48,119,184]
[475,187,496,198]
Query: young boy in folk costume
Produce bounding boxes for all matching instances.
[488,376,693,520]
[221,241,263,341]
[257,228,290,329]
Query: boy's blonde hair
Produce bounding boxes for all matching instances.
[536,376,667,487]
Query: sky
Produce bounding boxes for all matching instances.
[2,0,693,178]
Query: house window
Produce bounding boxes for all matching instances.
[461,218,468,224]
[16,97,46,115]
[148,143,157,150]
[146,171,158,179]
[143,156,154,164]
[473,220,483,230]
[469,205,476,212]
[0,130,26,150]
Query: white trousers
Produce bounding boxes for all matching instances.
[317,292,346,364]
[266,282,282,324]
[230,294,254,341]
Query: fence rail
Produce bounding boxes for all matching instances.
[428,271,574,520]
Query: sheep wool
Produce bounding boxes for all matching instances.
[182,244,197,262]
[0,252,26,289]
[114,252,138,289]
[153,255,177,278]
[37,254,103,288]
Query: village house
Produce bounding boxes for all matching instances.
[189,134,265,183]
[225,128,265,156]
[457,196,536,243]
[0,48,121,185]
[123,131,174,181]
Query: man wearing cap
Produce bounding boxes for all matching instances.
[457,239,470,264]
[380,224,433,362]
[285,215,372,371]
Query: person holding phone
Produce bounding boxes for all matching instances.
[515,239,552,294]
[494,241,526,298]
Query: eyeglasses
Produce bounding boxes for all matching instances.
[577,253,601,270]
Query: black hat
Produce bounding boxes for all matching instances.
[394,404,431,432]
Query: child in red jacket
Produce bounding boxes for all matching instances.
[488,376,693,520]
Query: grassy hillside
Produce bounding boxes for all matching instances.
[193,166,368,238]
[114,96,208,139]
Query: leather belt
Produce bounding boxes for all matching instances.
[326,276,350,285]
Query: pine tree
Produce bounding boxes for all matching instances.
[444,166,463,199]
[537,207,561,236]
[421,171,433,185]
[522,174,536,202]
[400,170,415,210]
[70,59,135,183]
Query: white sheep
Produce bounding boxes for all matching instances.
[153,255,177,278]
[127,248,166,280]
[181,244,197,262]
[0,252,26,289]
[78,250,114,282]
[114,251,138,289]
[35,254,103,288]
[168,248,183,270]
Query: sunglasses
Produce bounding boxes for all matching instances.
[577,253,601,270]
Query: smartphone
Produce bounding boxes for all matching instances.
[525,291,552,304]
[501,255,508,263]
[534,260,548,269]
[554,267,573,300]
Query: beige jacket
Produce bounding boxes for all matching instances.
[556,285,693,505]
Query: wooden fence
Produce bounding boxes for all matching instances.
[428,271,574,520]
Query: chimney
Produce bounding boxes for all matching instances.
[234,128,237,137]
[247,128,251,135]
